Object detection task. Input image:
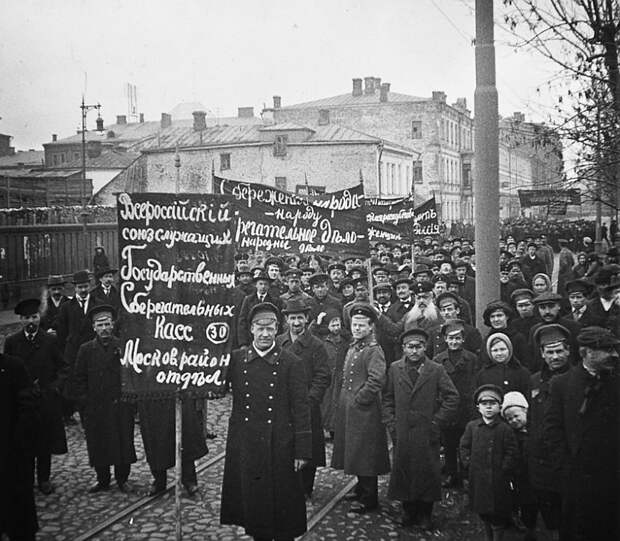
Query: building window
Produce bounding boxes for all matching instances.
[275,177,287,191]
[463,163,471,188]
[220,153,231,171]
[413,161,423,184]
[411,120,422,139]
[318,109,330,126]
[52,154,58,166]
[296,184,325,196]
[274,135,288,157]
[60,153,66,163]
[73,152,80,161]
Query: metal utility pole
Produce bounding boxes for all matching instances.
[474,0,500,330]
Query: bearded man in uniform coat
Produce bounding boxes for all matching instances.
[332,303,390,514]
[544,326,619,541]
[276,298,330,499]
[4,298,68,496]
[221,302,312,541]
[73,305,136,492]
[383,327,459,529]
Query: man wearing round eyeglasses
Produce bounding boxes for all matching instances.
[383,328,459,530]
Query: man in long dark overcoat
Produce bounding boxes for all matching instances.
[332,303,390,514]
[276,298,330,499]
[221,302,312,541]
[40,275,69,333]
[544,326,619,541]
[0,352,38,541]
[4,298,68,495]
[73,305,136,492]
[383,327,459,529]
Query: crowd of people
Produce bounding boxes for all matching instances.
[1,233,619,541]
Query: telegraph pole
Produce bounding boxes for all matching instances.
[474,0,500,330]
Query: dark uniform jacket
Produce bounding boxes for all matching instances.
[73,336,136,468]
[221,344,311,540]
[276,330,331,466]
[4,330,68,456]
[544,365,619,540]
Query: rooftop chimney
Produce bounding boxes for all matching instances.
[52,134,57,142]
[139,113,144,123]
[431,91,447,103]
[116,115,127,125]
[193,110,207,131]
[161,113,172,129]
[364,76,375,95]
[352,78,363,97]
[513,112,525,122]
[273,96,281,109]
[454,97,468,111]
[374,77,382,90]
[238,107,254,118]
[318,109,330,126]
[380,83,390,103]
[96,117,104,131]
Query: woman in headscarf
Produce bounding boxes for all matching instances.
[571,252,588,279]
[475,332,530,397]
[531,273,552,297]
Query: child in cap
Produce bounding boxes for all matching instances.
[460,385,519,541]
[501,392,537,540]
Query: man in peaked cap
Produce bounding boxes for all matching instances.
[276,299,330,499]
[432,292,481,357]
[41,275,69,333]
[306,272,342,338]
[221,301,312,539]
[280,268,311,304]
[565,278,595,325]
[56,270,100,425]
[73,304,136,494]
[4,298,68,496]
[332,302,390,514]
[544,326,619,541]
[327,262,346,298]
[509,288,538,338]
[383,325,458,528]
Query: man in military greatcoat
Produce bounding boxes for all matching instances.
[221,302,312,541]
[4,298,68,495]
[544,326,619,541]
[383,327,459,529]
[73,305,136,493]
[332,303,390,514]
[276,299,330,499]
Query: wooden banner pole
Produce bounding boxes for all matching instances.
[174,150,183,541]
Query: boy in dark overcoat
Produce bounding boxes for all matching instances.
[383,327,459,529]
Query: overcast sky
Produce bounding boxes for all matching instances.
[0,0,560,150]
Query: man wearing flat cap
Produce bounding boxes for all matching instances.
[544,326,619,541]
[40,275,69,333]
[383,328,459,529]
[565,278,595,325]
[73,305,136,493]
[509,288,538,338]
[221,302,312,541]
[56,269,100,424]
[526,324,571,540]
[4,298,68,496]
[276,299,330,499]
[332,304,390,514]
[306,272,343,338]
[279,268,311,305]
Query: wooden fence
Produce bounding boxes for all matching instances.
[0,222,118,305]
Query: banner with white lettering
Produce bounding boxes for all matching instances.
[365,196,417,243]
[411,196,440,237]
[117,192,236,399]
[213,176,368,257]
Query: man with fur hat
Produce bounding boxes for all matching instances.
[276,299,330,499]
[4,298,68,496]
[544,326,619,541]
[383,327,459,530]
[221,302,312,540]
[73,305,136,493]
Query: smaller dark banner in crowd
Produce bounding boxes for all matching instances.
[117,192,236,399]
[366,196,417,242]
[518,189,581,208]
[411,196,440,236]
[213,175,368,257]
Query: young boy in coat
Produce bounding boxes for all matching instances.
[460,384,518,541]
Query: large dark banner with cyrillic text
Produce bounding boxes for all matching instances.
[213,176,368,257]
[117,192,236,399]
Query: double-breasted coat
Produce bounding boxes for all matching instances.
[331,334,390,476]
[383,357,459,502]
[40,295,69,332]
[73,336,136,468]
[544,365,619,540]
[276,330,330,466]
[220,344,312,540]
[459,418,518,519]
[3,330,68,456]
[475,356,531,397]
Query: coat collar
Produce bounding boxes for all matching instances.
[351,333,377,350]
[246,343,282,365]
[395,356,433,394]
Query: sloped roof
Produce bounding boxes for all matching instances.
[0,150,44,167]
[140,125,263,151]
[61,149,141,169]
[280,91,429,110]
[259,122,314,132]
[0,168,80,179]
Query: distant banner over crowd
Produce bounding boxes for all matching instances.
[518,189,581,208]
[117,192,236,399]
[365,195,439,240]
[213,175,368,256]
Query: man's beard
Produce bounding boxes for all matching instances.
[405,301,440,327]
